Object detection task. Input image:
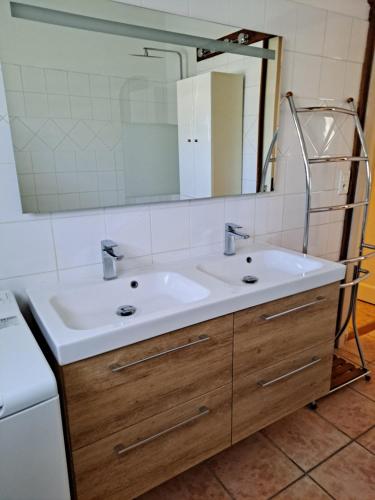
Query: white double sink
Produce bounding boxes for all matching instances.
[28,243,346,365]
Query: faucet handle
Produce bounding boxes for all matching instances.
[101,239,119,250]
[101,239,123,260]
[225,222,242,230]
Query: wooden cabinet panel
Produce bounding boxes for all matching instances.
[63,315,233,449]
[73,385,232,500]
[234,283,339,378]
[233,341,333,443]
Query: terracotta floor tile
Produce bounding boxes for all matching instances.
[137,463,231,500]
[357,426,375,454]
[262,408,350,471]
[351,370,375,401]
[344,331,375,362]
[207,433,302,500]
[316,387,375,438]
[273,476,330,499]
[310,442,375,500]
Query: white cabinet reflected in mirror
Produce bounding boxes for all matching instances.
[1,0,282,213]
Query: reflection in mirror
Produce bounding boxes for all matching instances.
[1,1,282,213]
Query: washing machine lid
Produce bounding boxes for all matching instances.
[0,290,57,419]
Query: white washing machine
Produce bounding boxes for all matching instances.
[0,290,70,500]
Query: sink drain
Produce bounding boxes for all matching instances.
[116,305,136,317]
[242,275,258,284]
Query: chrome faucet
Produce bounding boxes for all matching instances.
[224,223,250,256]
[101,240,124,280]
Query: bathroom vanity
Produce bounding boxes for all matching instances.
[27,244,345,500]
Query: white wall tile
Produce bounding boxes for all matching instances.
[190,200,225,247]
[5,91,25,116]
[348,18,368,63]
[254,196,284,235]
[0,118,15,163]
[24,92,49,118]
[188,0,231,24]
[31,151,55,173]
[290,0,369,20]
[68,72,90,96]
[224,196,255,237]
[150,204,189,253]
[281,228,303,251]
[52,214,106,268]
[2,64,23,92]
[229,0,266,31]
[18,174,35,196]
[295,4,327,55]
[45,69,69,95]
[139,0,189,15]
[48,94,71,118]
[284,156,306,194]
[282,193,305,230]
[323,12,352,60]
[89,75,110,98]
[265,0,297,49]
[319,58,346,99]
[0,220,56,278]
[292,53,322,98]
[255,231,282,246]
[105,209,152,257]
[21,66,46,93]
[34,173,57,195]
[308,223,330,256]
[344,62,362,101]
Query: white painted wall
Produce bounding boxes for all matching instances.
[0,0,369,309]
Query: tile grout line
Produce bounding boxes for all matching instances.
[262,404,375,497]
[205,464,236,500]
[307,473,336,499]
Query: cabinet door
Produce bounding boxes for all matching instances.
[192,74,211,198]
[63,315,233,449]
[234,283,339,378]
[233,342,333,443]
[73,385,232,500]
[177,78,195,197]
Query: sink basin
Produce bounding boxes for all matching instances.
[50,271,210,330]
[197,249,324,286]
[27,243,345,365]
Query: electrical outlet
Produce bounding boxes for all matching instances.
[337,168,350,195]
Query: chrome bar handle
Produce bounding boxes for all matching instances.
[260,296,326,321]
[114,406,210,456]
[340,251,375,264]
[257,356,321,388]
[363,242,375,250]
[340,269,371,288]
[110,335,210,372]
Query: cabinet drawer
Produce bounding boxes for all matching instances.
[73,385,232,500]
[234,283,339,378]
[233,341,333,443]
[63,315,233,449]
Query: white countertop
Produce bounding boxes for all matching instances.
[27,243,346,365]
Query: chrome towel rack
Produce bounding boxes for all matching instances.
[286,91,374,393]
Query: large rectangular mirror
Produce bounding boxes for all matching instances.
[1,0,282,213]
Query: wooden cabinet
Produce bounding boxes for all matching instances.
[234,283,339,378]
[56,284,340,499]
[73,385,232,500]
[63,315,233,449]
[233,342,333,443]
[177,71,244,198]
